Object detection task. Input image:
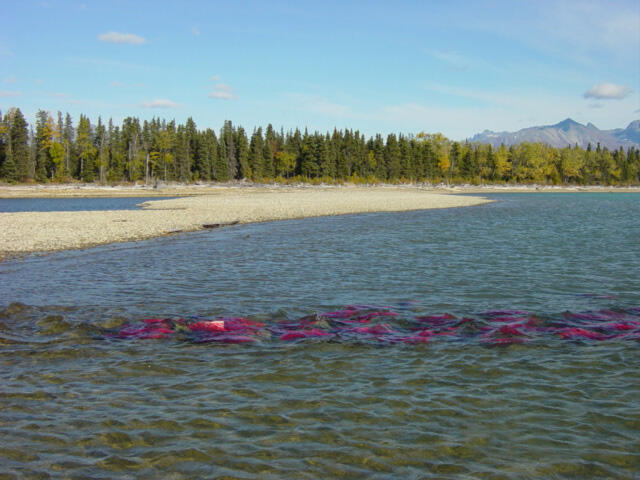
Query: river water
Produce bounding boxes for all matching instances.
[1,193,639,479]
[0,196,169,212]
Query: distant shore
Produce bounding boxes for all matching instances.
[1,181,639,198]
[1,184,495,259]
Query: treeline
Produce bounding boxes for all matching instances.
[1,107,639,185]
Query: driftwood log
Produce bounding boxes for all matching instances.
[202,221,239,229]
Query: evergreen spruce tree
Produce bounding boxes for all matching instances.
[213,135,230,182]
[95,117,109,183]
[398,134,412,180]
[235,127,250,180]
[76,114,96,182]
[0,154,17,182]
[122,117,142,181]
[63,113,74,177]
[371,134,386,180]
[221,120,236,179]
[183,117,197,180]
[34,110,52,181]
[0,110,6,179]
[385,133,401,180]
[262,135,275,179]
[203,128,219,180]
[7,108,30,181]
[263,124,276,179]
[174,126,190,181]
[0,111,18,182]
[319,132,335,179]
[315,134,330,179]
[248,128,264,180]
[194,130,211,181]
[299,133,319,178]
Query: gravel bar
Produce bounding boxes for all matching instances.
[0,186,491,258]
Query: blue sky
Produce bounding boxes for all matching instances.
[1,0,639,140]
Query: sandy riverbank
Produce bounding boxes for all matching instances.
[0,185,492,258]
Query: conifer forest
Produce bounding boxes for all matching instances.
[1,108,638,185]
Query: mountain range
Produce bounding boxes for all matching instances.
[469,118,640,150]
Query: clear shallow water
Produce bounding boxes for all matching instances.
[0,196,173,212]
[1,193,639,479]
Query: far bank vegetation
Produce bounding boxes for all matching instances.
[1,108,638,186]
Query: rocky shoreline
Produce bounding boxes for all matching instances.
[1,181,639,198]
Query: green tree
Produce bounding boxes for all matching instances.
[0,112,18,182]
[95,117,109,183]
[263,124,276,179]
[315,133,330,179]
[235,127,250,180]
[385,133,401,180]
[492,144,510,181]
[107,120,126,181]
[62,113,75,177]
[598,149,619,184]
[203,128,219,180]
[558,146,583,183]
[49,142,65,181]
[7,108,30,181]
[274,150,296,178]
[34,110,55,181]
[370,134,386,180]
[220,120,236,179]
[122,117,142,181]
[397,134,411,180]
[262,134,275,179]
[213,129,230,182]
[248,128,264,180]
[76,114,96,181]
[299,133,319,178]
[174,126,191,182]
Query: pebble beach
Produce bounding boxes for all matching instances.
[0,185,491,258]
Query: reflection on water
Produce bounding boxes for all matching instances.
[1,193,639,478]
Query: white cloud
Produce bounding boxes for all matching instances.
[98,31,147,45]
[209,83,236,100]
[110,81,124,87]
[140,99,180,108]
[583,83,632,100]
[191,26,200,36]
[210,74,221,81]
[0,90,21,97]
